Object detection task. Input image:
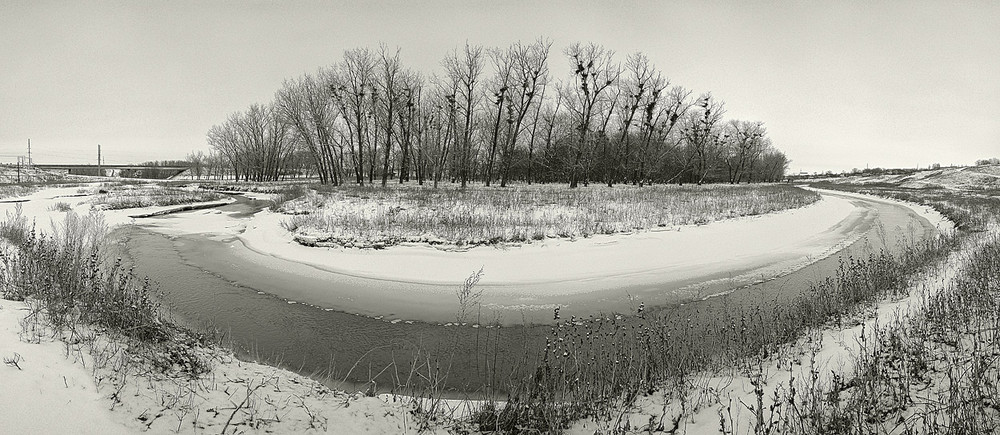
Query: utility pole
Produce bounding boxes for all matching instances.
[16,156,21,184]
[97,144,102,177]
[27,138,31,167]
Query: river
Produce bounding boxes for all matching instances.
[109,190,939,395]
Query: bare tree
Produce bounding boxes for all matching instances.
[185,150,206,180]
[397,70,422,183]
[723,120,767,183]
[682,93,726,184]
[244,103,296,182]
[611,52,665,185]
[483,47,514,186]
[412,80,431,185]
[639,85,691,185]
[275,70,340,185]
[443,42,485,188]
[207,117,243,181]
[499,38,550,187]
[524,81,547,185]
[539,87,564,182]
[593,86,619,187]
[757,147,789,182]
[425,75,459,188]
[563,42,619,188]
[376,45,403,186]
[336,48,376,185]
[209,103,295,182]
[207,41,796,187]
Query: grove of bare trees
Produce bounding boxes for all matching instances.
[202,39,790,186]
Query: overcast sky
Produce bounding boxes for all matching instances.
[2,1,998,173]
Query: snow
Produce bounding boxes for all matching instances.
[0,297,460,434]
[135,189,894,304]
[6,183,934,308]
[813,165,1000,191]
[802,186,953,232]
[0,183,235,236]
[0,182,956,433]
[0,300,129,435]
[565,225,972,435]
[0,184,462,434]
[102,185,949,326]
[243,194,851,290]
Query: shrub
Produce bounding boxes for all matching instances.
[269,184,307,212]
[49,201,72,212]
[90,185,224,210]
[282,183,820,248]
[474,208,961,432]
[0,210,207,375]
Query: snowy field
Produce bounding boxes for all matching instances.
[0,172,978,434]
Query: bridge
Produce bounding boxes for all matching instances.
[32,164,190,179]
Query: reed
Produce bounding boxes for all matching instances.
[0,209,208,374]
[751,187,1000,434]
[279,183,819,248]
[87,184,224,210]
[460,190,964,433]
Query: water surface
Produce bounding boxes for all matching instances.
[116,192,936,393]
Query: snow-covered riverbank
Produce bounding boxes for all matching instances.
[127,187,947,323]
[0,183,953,433]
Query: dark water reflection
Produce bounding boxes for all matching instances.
[114,226,541,395]
[111,193,937,394]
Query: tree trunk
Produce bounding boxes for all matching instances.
[485,99,504,186]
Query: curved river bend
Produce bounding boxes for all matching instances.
[113,191,940,394]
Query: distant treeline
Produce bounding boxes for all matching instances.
[137,160,190,167]
[789,158,999,180]
[195,40,790,186]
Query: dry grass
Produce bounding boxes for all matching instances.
[744,182,1000,434]
[0,185,38,200]
[280,183,819,248]
[9,177,992,433]
[197,181,305,195]
[462,230,959,432]
[0,205,442,434]
[86,183,225,210]
[430,182,975,433]
[588,182,1000,434]
[0,208,207,370]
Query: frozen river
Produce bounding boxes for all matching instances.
[108,189,943,392]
